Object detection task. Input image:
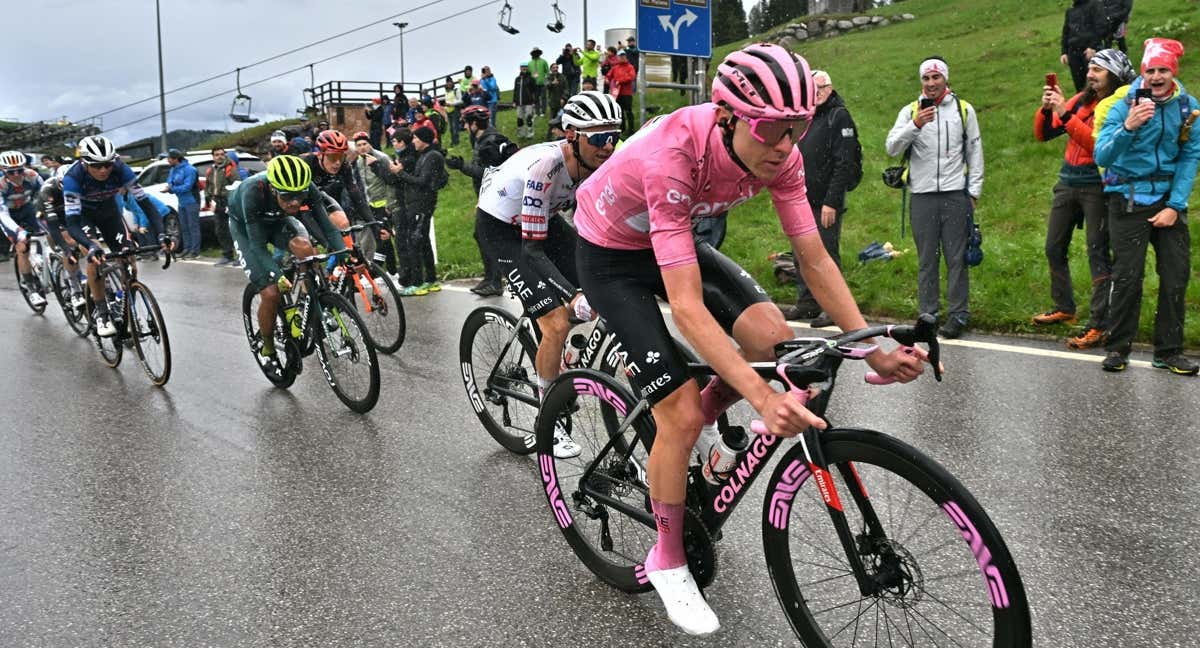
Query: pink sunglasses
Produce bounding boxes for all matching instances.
[736,112,812,146]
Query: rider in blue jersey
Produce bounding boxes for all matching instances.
[61,136,170,337]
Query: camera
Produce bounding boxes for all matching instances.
[919,97,936,110]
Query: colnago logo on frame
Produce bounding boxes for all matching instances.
[943,501,1010,609]
[713,433,779,513]
[540,453,572,528]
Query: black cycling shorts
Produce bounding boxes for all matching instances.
[476,208,578,319]
[79,200,133,253]
[577,236,771,405]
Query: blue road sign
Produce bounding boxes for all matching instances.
[636,0,711,58]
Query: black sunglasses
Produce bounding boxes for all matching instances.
[4,168,24,175]
[86,161,114,169]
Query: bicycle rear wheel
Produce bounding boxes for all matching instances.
[762,428,1031,647]
[314,292,380,413]
[241,283,300,389]
[535,369,658,593]
[459,306,541,454]
[128,282,172,386]
[12,253,47,314]
[346,262,405,354]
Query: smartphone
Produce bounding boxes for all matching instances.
[1135,88,1153,104]
[919,97,936,110]
[1045,72,1058,88]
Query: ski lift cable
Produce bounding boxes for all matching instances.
[103,0,502,134]
[71,0,472,125]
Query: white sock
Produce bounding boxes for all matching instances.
[536,376,550,402]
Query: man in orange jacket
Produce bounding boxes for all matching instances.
[608,50,637,135]
[1031,48,1134,349]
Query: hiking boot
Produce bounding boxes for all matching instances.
[1032,310,1076,325]
[809,312,834,328]
[938,318,967,339]
[1151,354,1199,376]
[780,303,821,321]
[1101,351,1128,372]
[1066,328,1105,350]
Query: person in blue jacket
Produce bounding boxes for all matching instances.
[480,66,501,126]
[165,149,201,258]
[1093,38,1200,375]
[119,188,171,260]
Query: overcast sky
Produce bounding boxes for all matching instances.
[8,0,754,146]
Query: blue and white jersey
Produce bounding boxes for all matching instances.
[61,159,146,221]
[0,169,43,211]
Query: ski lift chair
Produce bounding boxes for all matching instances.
[498,1,520,35]
[228,68,259,123]
[547,2,565,33]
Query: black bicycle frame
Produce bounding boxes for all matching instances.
[484,315,623,408]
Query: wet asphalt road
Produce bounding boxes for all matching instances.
[1,260,1198,647]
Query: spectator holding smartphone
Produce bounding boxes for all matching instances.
[1030,50,1134,350]
[1093,38,1200,375]
[885,56,984,338]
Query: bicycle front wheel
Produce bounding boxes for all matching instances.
[459,306,541,454]
[13,254,47,314]
[762,428,1031,647]
[535,368,657,593]
[347,262,406,354]
[128,282,171,386]
[314,292,380,413]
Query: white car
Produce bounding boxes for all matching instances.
[128,150,266,246]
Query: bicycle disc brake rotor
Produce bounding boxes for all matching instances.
[859,535,924,609]
[684,507,717,589]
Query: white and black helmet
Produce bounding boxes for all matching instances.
[0,150,26,169]
[78,135,118,165]
[560,91,622,130]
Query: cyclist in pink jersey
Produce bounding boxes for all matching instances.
[573,43,929,635]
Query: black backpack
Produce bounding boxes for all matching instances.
[828,107,863,192]
[477,132,520,168]
[430,153,450,190]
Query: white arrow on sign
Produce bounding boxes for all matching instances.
[657,9,698,51]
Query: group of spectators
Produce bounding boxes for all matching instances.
[776,22,1196,377]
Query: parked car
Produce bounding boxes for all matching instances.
[128,150,266,247]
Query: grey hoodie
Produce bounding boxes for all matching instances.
[885,92,984,198]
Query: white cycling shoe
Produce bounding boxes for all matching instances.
[95,315,118,338]
[552,421,582,459]
[70,292,87,310]
[646,565,721,636]
[27,291,47,308]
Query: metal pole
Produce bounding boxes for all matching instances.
[400,28,405,85]
[155,0,168,154]
[637,57,646,127]
[582,0,588,47]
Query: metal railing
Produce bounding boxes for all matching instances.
[307,70,476,112]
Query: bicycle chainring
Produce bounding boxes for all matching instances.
[683,507,717,589]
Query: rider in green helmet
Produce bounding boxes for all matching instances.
[229,154,347,375]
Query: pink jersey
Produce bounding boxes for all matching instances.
[574,103,817,269]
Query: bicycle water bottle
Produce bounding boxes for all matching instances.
[702,425,750,485]
[284,304,302,339]
[561,332,588,370]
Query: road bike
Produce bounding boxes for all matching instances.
[241,253,380,413]
[329,222,405,354]
[83,246,174,387]
[12,231,52,315]
[535,314,1031,646]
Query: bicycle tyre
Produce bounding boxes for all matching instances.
[347,262,406,354]
[314,291,380,413]
[459,306,542,454]
[240,283,300,389]
[536,368,658,594]
[128,282,172,386]
[761,428,1031,647]
[13,253,47,314]
[89,271,125,368]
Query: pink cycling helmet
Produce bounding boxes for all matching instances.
[712,43,816,120]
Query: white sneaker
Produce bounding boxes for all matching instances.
[95,315,118,338]
[552,420,582,459]
[646,565,721,635]
[70,292,86,310]
[28,292,47,307]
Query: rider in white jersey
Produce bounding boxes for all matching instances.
[474,91,623,458]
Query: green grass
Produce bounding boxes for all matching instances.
[201,119,303,151]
